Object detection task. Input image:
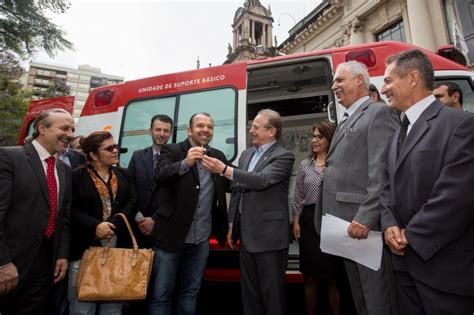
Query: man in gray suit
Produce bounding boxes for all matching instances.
[202,109,295,315]
[320,61,399,315]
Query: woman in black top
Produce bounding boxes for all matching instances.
[67,131,136,315]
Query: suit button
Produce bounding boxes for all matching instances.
[196,185,200,189]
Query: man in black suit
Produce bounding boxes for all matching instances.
[0,108,74,314]
[128,114,173,248]
[203,109,295,315]
[149,113,229,315]
[380,49,474,314]
[126,114,172,315]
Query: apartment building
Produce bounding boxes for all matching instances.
[25,62,124,117]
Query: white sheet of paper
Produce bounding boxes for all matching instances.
[320,214,383,271]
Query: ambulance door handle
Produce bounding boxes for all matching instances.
[327,101,336,123]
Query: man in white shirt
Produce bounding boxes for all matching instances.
[380,49,474,314]
[0,108,74,314]
[321,61,399,315]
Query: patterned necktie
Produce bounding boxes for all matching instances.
[398,114,410,158]
[153,153,160,171]
[45,156,57,238]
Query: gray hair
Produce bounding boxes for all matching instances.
[257,109,283,140]
[32,108,71,139]
[336,61,370,90]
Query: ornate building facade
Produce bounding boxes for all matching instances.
[224,0,279,64]
[278,0,473,66]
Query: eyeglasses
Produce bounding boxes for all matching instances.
[99,144,119,152]
[313,135,324,141]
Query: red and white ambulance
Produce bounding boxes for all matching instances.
[73,41,473,282]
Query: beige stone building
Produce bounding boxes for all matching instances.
[278,0,473,67]
[25,62,124,117]
[224,0,279,64]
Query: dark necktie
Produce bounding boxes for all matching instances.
[153,153,160,171]
[45,156,57,238]
[339,112,349,125]
[335,112,349,134]
[398,114,410,157]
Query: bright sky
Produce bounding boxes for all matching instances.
[33,0,322,80]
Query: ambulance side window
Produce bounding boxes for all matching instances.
[176,88,237,161]
[120,96,176,166]
[26,121,35,138]
[434,77,474,113]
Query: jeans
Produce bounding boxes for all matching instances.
[68,259,122,315]
[148,240,210,315]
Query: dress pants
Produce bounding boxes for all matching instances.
[0,237,53,315]
[239,239,288,315]
[343,248,399,315]
[396,271,474,315]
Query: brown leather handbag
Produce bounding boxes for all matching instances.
[76,213,154,301]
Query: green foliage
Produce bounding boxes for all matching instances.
[0,50,30,146]
[0,0,73,58]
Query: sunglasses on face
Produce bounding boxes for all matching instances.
[99,144,119,152]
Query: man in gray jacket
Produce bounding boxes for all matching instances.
[202,109,295,315]
[320,61,399,315]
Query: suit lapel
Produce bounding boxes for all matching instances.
[144,147,154,182]
[328,100,370,157]
[24,143,50,206]
[182,139,200,181]
[253,143,277,171]
[396,101,442,171]
[240,149,254,170]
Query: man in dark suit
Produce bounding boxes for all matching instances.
[58,147,86,170]
[433,81,463,110]
[149,113,229,315]
[380,49,474,314]
[126,114,172,315]
[128,114,173,248]
[203,109,295,315]
[0,108,74,314]
[321,61,399,315]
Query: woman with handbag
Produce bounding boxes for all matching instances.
[68,131,137,315]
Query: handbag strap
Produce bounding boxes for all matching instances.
[114,213,138,250]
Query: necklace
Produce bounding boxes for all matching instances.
[315,160,325,167]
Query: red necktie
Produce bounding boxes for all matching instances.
[45,156,57,238]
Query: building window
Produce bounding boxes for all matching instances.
[376,20,406,42]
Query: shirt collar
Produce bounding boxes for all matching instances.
[344,96,370,117]
[32,139,57,161]
[404,95,436,126]
[254,140,276,154]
